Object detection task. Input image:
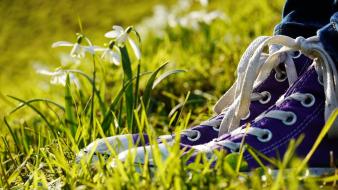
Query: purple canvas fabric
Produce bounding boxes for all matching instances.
[132,133,150,145]
[186,66,338,169]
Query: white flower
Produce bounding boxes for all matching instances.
[105,26,128,44]
[127,38,141,60]
[52,41,94,58]
[102,49,121,66]
[94,46,121,66]
[37,68,80,88]
[105,25,141,60]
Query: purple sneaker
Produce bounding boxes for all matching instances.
[77,36,312,162]
[114,36,332,165]
[189,65,337,170]
[182,36,338,172]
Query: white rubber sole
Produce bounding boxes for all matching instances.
[266,167,336,178]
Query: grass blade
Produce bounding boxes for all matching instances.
[10,98,64,114]
[3,117,21,151]
[134,62,141,109]
[152,69,186,89]
[296,108,338,173]
[67,69,106,114]
[101,72,150,133]
[65,74,77,137]
[7,95,57,138]
[142,62,169,111]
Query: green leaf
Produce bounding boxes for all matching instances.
[134,63,141,109]
[120,46,134,132]
[225,153,248,171]
[101,82,130,133]
[65,74,77,136]
[101,72,151,133]
[10,98,64,114]
[3,117,21,151]
[152,69,185,89]
[142,62,169,110]
[7,95,57,138]
[66,69,106,116]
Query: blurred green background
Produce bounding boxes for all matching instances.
[0,0,173,117]
[0,0,171,91]
[0,0,283,120]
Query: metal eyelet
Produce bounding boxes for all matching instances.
[282,112,297,126]
[159,135,173,141]
[292,50,301,59]
[206,151,215,160]
[301,93,315,107]
[187,130,201,142]
[317,75,324,86]
[257,129,272,142]
[212,126,220,132]
[241,111,250,120]
[259,91,271,104]
[274,72,287,82]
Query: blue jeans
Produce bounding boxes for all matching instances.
[275,0,338,62]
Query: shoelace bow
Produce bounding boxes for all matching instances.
[192,35,338,153]
[277,36,338,138]
[182,35,338,140]
[216,35,311,136]
[180,36,301,139]
[215,35,338,151]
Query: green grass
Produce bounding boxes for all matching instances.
[1,0,337,189]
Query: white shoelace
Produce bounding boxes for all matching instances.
[178,35,338,140]
[214,35,303,136]
[194,92,316,152]
[214,35,338,151]
[180,36,301,140]
[216,35,338,137]
[269,36,338,138]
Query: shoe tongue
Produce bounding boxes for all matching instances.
[293,55,312,75]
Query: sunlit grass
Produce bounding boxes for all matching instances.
[2,0,337,189]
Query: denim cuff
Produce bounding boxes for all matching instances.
[274,22,319,38]
[318,12,338,63]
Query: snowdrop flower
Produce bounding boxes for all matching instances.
[101,48,121,66]
[37,68,80,88]
[94,42,121,66]
[105,25,141,60]
[52,35,94,58]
